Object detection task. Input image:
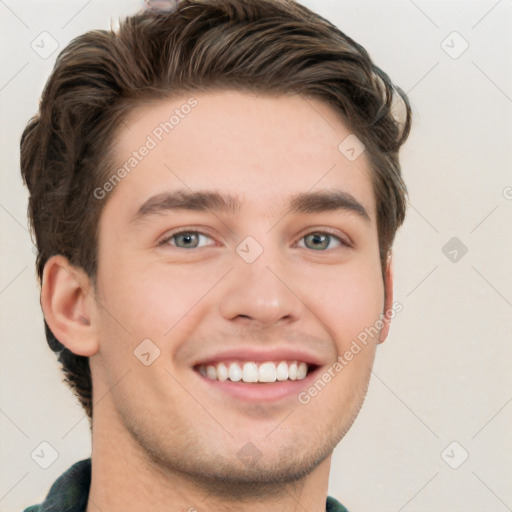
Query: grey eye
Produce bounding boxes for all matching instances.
[302,232,340,250]
[162,231,213,249]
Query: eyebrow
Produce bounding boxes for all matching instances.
[130,189,371,224]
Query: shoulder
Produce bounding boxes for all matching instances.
[327,495,350,512]
[22,458,91,512]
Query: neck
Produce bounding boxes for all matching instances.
[86,408,332,512]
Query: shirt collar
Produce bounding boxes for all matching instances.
[37,458,348,512]
[39,459,91,512]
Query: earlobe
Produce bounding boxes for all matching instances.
[41,255,99,357]
[378,254,394,344]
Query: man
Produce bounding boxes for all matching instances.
[20,0,411,510]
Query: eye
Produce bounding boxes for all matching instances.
[157,229,350,251]
[158,230,215,249]
[297,231,349,251]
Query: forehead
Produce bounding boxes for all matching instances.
[105,90,376,222]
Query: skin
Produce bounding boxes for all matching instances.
[42,90,394,512]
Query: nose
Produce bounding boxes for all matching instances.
[218,248,303,328]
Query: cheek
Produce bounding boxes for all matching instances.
[92,263,216,390]
[299,257,385,349]
[97,259,223,340]
[307,264,382,409]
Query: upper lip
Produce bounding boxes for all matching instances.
[192,348,324,368]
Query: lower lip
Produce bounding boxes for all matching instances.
[195,367,320,403]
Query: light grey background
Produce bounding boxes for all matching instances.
[1,1,511,511]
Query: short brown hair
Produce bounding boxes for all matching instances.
[20,0,412,420]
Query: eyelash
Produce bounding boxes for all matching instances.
[157,229,351,251]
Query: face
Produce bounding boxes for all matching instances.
[90,90,389,491]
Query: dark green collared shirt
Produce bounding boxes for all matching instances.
[24,459,349,511]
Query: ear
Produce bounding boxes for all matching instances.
[378,253,394,344]
[41,254,99,357]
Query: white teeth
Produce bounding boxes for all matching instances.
[206,365,217,380]
[228,362,242,382]
[198,360,311,383]
[276,361,288,381]
[217,362,228,381]
[288,362,297,380]
[296,362,308,380]
[259,362,277,382]
[242,362,258,383]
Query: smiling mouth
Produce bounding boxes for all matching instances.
[194,360,317,383]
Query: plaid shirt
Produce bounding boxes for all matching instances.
[24,459,349,511]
